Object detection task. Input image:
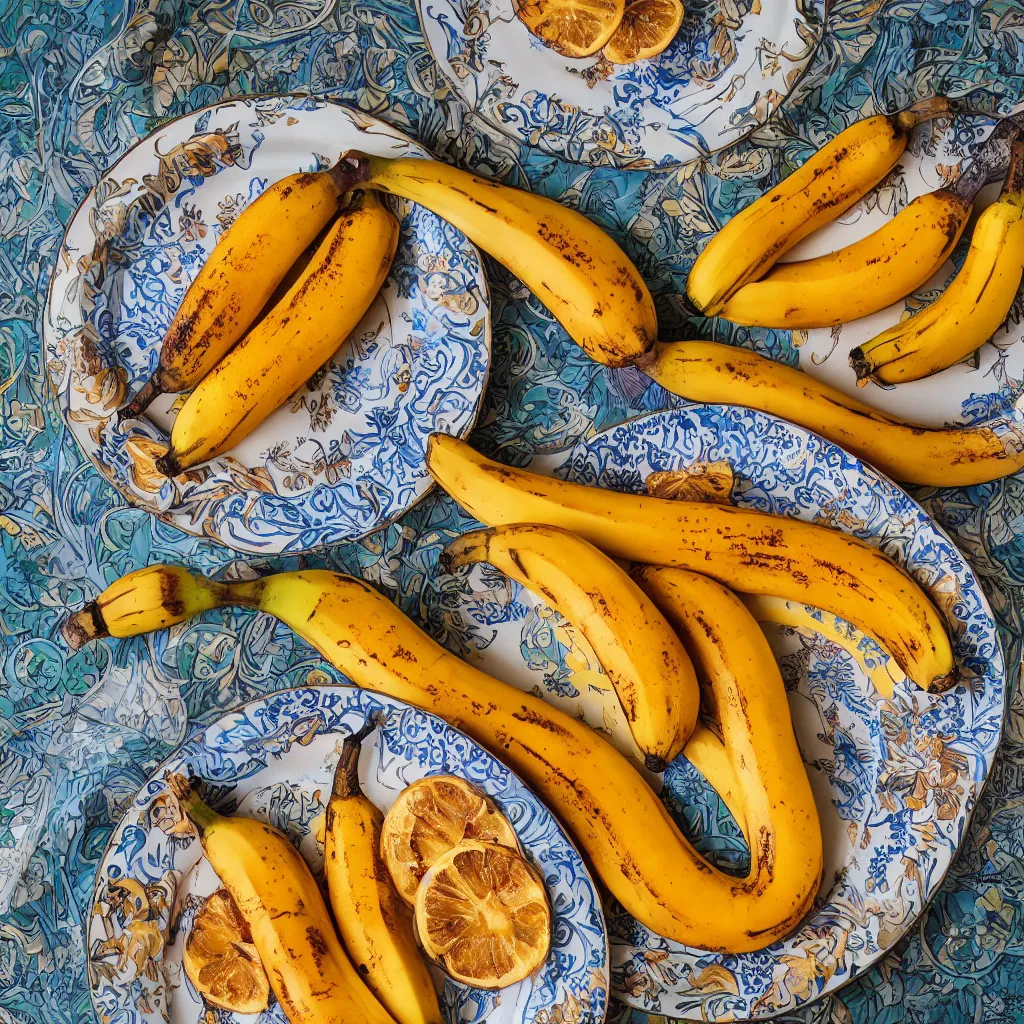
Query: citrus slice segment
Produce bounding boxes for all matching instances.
[414,841,552,989]
[516,0,626,58]
[603,0,683,63]
[381,776,520,904]
[183,888,270,1014]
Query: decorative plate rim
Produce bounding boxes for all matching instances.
[86,681,611,1024]
[42,92,493,556]
[416,0,830,170]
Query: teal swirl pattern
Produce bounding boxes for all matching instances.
[4,1,1024,1022]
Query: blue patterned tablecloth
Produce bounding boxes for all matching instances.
[4,2,1024,1021]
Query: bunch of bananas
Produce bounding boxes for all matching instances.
[64,432,958,955]
[120,167,399,476]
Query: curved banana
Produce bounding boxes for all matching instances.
[325,721,442,1024]
[688,110,937,315]
[166,774,395,1024]
[643,339,1024,486]
[424,433,953,691]
[70,566,823,950]
[332,151,656,367]
[632,565,821,891]
[119,168,345,420]
[444,523,699,771]
[157,191,398,476]
[850,173,1024,384]
[719,189,973,328]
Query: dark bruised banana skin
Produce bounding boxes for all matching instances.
[444,523,700,771]
[425,433,954,692]
[68,566,821,950]
[688,113,919,316]
[644,339,1024,487]
[333,151,656,367]
[167,776,397,1024]
[120,169,344,420]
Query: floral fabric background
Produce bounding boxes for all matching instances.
[3,1,1024,1022]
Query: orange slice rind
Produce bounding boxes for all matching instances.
[182,888,270,1014]
[413,841,552,989]
[380,775,520,904]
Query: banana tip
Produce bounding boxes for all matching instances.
[61,603,107,650]
[155,452,182,478]
[644,753,670,773]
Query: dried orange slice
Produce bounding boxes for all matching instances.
[516,0,625,58]
[380,776,520,904]
[414,841,552,989]
[183,889,270,1014]
[603,0,684,63]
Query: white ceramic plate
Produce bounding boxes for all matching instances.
[402,405,1005,1019]
[86,686,609,1024]
[44,95,491,555]
[418,0,825,169]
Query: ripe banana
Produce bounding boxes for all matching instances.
[166,774,395,1024]
[444,523,699,771]
[719,189,973,328]
[688,110,939,315]
[70,565,824,950]
[157,190,398,476]
[332,151,656,367]
[850,169,1024,384]
[633,565,821,897]
[325,721,442,1024]
[119,168,345,421]
[643,339,1024,486]
[424,433,953,691]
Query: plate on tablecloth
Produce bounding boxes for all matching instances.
[87,685,609,1024]
[401,405,1005,1019]
[418,0,824,169]
[44,95,491,555]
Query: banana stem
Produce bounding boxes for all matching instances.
[118,374,166,423]
[165,773,219,835]
[894,96,951,132]
[1003,140,1024,200]
[61,603,108,650]
[328,152,373,196]
[331,717,378,799]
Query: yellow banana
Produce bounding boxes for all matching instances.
[682,722,747,834]
[119,169,345,420]
[325,721,442,1024]
[444,523,699,771]
[157,191,398,476]
[719,189,973,328]
[632,565,821,896]
[166,774,395,1024]
[643,338,1024,486]
[424,433,953,691]
[69,566,824,950]
[333,151,656,367]
[850,186,1024,385]
[688,110,939,315]
[59,564,222,649]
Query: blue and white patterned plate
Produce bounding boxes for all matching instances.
[43,95,491,555]
[86,685,609,1024]
[404,405,1005,1019]
[418,0,825,169]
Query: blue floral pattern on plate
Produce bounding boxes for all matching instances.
[44,95,492,555]
[401,406,1005,1020]
[418,0,824,168]
[87,685,609,1024]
